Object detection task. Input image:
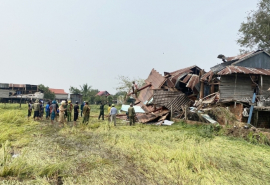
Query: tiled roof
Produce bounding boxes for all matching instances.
[49,88,68,95]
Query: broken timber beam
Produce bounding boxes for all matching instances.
[127,83,152,96]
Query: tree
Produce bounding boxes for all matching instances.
[69,86,81,94]
[38,84,55,100]
[116,76,145,93]
[80,83,92,100]
[237,0,270,53]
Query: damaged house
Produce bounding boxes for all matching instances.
[201,50,270,127]
[131,66,202,123]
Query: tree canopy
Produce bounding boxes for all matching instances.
[237,0,270,53]
[116,76,145,93]
[38,84,55,100]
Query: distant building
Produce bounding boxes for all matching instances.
[70,94,83,104]
[0,83,40,103]
[49,88,68,102]
[96,91,110,97]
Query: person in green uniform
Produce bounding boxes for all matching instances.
[98,102,105,120]
[83,102,91,124]
[67,101,72,122]
[128,103,136,126]
[33,99,40,121]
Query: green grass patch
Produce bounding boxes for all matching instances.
[0,103,270,184]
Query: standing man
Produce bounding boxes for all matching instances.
[98,102,105,120]
[39,101,44,120]
[67,101,72,122]
[59,101,66,127]
[81,101,85,117]
[33,99,40,121]
[107,104,111,121]
[73,101,79,126]
[83,102,91,124]
[27,100,33,120]
[110,104,117,126]
[45,101,51,120]
[128,103,136,126]
[132,81,138,98]
[50,100,57,125]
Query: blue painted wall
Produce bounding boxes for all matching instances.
[235,53,270,69]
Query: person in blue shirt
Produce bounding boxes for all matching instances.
[45,101,51,120]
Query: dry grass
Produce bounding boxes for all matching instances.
[0,103,270,184]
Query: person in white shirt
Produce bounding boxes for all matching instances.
[110,104,117,126]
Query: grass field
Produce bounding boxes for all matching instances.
[0,103,270,184]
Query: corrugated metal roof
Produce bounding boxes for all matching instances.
[49,88,68,95]
[137,69,166,107]
[211,50,270,73]
[201,71,214,82]
[186,75,200,89]
[217,66,270,75]
[169,65,201,76]
[165,94,191,112]
[182,74,192,83]
[226,51,256,62]
[153,90,183,106]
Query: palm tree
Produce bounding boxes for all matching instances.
[80,84,92,100]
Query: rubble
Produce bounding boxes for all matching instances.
[125,50,270,128]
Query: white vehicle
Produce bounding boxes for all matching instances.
[27,92,44,99]
[10,92,44,99]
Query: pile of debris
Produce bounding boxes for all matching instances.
[125,66,203,124]
[125,49,270,128]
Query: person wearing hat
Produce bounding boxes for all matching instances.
[73,101,79,126]
[33,99,40,121]
[59,101,66,127]
[107,104,111,121]
[110,104,118,126]
[83,102,91,124]
[128,103,136,126]
[67,100,72,122]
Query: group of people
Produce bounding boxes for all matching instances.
[28,99,81,127]
[98,102,136,126]
[27,99,136,127]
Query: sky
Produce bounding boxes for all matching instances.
[0,0,258,94]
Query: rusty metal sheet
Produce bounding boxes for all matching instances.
[169,66,201,84]
[182,74,192,83]
[137,109,169,123]
[218,66,270,75]
[201,71,214,82]
[226,51,255,62]
[137,69,166,108]
[186,75,199,89]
